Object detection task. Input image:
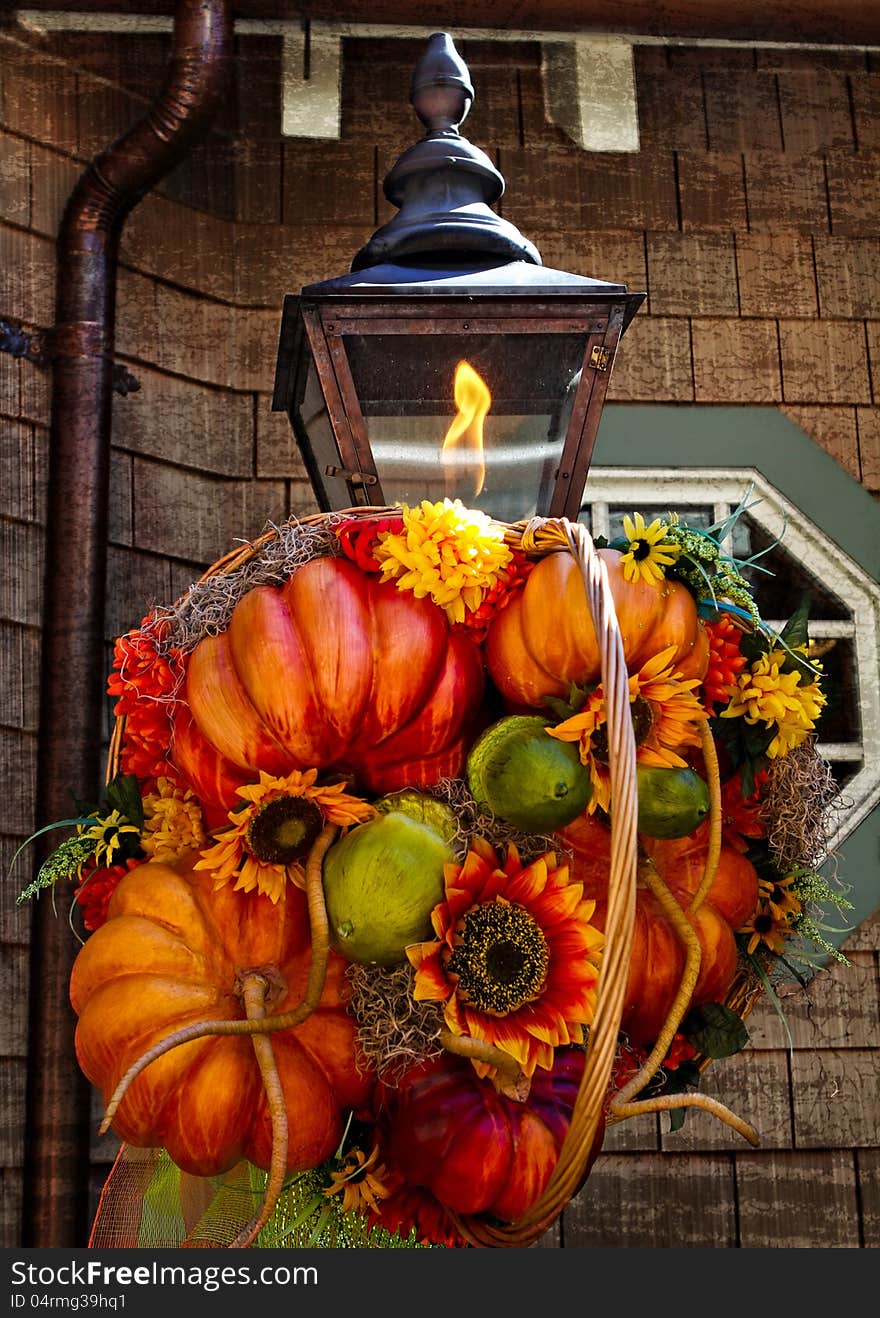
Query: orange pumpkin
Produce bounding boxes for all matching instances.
[485,549,709,710]
[557,813,758,1046]
[173,556,486,814]
[69,853,373,1177]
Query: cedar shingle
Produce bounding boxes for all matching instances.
[744,151,829,232]
[580,151,678,232]
[340,39,424,145]
[735,233,818,317]
[499,145,583,232]
[678,151,747,231]
[115,267,160,362]
[607,314,693,402]
[235,35,283,142]
[780,404,861,479]
[692,316,781,402]
[121,194,235,302]
[0,225,55,325]
[563,1152,737,1247]
[0,129,29,227]
[74,72,138,161]
[0,420,44,523]
[230,306,280,394]
[285,222,376,290]
[777,69,856,153]
[736,1151,860,1247]
[131,458,286,564]
[232,139,282,224]
[857,406,880,490]
[255,397,309,481]
[108,450,132,547]
[111,366,253,478]
[635,65,707,150]
[859,1149,880,1247]
[152,282,235,386]
[0,518,43,627]
[233,222,298,307]
[105,546,173,643]
[790,1049,880,1147]
[849,73,880,152]
[647,232,738,316]
[159,135,235,221]
[0,622,40,732]
[826,151,880,237]
[704,72,782,152]
[779,319,872,404]
[29,141,81,240]
[18,357,50,428]
[0,47,79,156]
[815,236,880,318]
[659,1049,792,1151]
[283,141,376,228]
[528,229,646,292]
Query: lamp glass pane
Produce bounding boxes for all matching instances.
[342,331,589,521]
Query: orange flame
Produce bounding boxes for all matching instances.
[441,361,491,499]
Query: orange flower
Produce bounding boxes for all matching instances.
[324,1145,390,1216]
[408,837,604,1078]
[702,614,748,711]
[195,768,376,903]
[107,615,187,783]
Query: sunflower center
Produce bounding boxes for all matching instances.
[589,696,654,764]
[245,795,323,864]
[754,913,775,934]
[447,899,549,1016]
[631,538,653,561]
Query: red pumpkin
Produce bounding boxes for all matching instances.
[69,853,373,1177]
[558,813,758,1046]
[485,549,709,710]
[373,1047,602,1225]
[173,556,486,812]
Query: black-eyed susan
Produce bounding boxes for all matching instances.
[758,872,803,922]
[738,902,793,956]
[619,511,681,586]
[324,1145,390,1216]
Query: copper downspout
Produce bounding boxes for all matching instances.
[24,0,232,1247]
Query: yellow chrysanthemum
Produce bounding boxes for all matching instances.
[77,809,140,870]
[373,498,512,625]
[619,512,681,586]
[141,776,207,863]
[721,648,825,758]
[547,646,705,801]
[195,768,375,903]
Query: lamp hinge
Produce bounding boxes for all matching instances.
[589,344,611,372]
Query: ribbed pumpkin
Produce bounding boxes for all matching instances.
[374,1047,601,1225]
[172,556,486,814]
[485,548,709,710]
[557,813,758,1046]
[69,852,373,1177]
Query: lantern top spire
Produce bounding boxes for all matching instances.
[351,32,541,272]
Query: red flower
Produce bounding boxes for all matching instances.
[366,1174,466,1249]
[75,858,138,932]
[107,615,187,783]
[702,614,748,711]
[663,1033,697,1071]
[336,516,405,574]
[719,768,768,852]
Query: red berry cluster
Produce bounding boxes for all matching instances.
[452,551,536,643]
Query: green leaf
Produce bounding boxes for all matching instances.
[104,773,145,831]
[682,1002,749,1059]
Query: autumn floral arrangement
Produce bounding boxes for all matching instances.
[16,496,849,1249]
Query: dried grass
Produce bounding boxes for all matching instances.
[760,737,847,869]
[346,962,444,1084]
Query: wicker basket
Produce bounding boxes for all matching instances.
[105,506,761,1249]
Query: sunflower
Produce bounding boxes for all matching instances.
[195,768,375,903]
[324,1145,390,1216]
[618,512,681,586]
[408,837,604,1078]
[547,646,705,785]
[77,810,141,869]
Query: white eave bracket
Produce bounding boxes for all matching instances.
[15,11,641,152]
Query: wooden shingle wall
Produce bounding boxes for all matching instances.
[0,25,878,1248]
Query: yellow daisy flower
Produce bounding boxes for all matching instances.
[758,873,802,922]
[195,768,375,903]
[373,498,512,625]
[738,902,794,956]
[619,512,681,586]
